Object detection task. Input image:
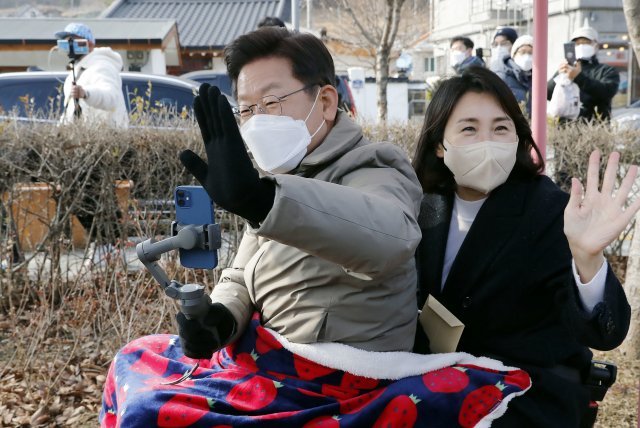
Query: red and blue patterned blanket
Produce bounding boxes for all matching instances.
[100,313,530,427]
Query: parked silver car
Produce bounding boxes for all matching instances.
[612,100,640,130]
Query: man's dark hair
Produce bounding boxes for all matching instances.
[224,27,336,96]
[257,16,286,28]
[450,36,474,50]
[412,67,544,194]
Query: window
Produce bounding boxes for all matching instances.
[0,79,64,118]
[124,79,196,119]
[424,57,435,73]
[408,89,427,117]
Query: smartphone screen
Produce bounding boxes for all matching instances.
[56,39,70,53]
[564,42,576,65]
[174,185,218,269]
[73,39,89,56]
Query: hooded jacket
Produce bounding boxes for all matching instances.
[211,112,423,352]
[62,47,128,128]
[496,58,532,116]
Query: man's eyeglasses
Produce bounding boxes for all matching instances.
[232,83,319,120]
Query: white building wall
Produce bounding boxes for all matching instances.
[427,0,627,79]
[141,49,166,74]
[0,49,69,71]
[349,80,409,124]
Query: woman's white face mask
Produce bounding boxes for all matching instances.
[514,54,533,71]
[443,138,518,194]
[240,89,325,174]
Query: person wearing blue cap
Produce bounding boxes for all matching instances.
[55,22,128,128]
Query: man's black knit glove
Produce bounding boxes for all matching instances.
[176,302,236,359]
[180,84,275,225]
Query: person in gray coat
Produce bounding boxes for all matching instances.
[177,27,423,358]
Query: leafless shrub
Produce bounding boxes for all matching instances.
[548,120,640,257]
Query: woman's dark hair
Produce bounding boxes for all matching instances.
[224,27,336,97]
[412,67,544,194]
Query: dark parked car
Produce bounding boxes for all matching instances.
[0,71,202,121]
[181,70,357,118]
[181,70,233,98]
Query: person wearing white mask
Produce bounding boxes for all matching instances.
[489,26,518,74]
[547,26,619,122]
[412,67,634,426]
[495,35,533,117]
[176,27,423,358]
[449,36,485,75]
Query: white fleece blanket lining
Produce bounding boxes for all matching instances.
[266,327,531,427]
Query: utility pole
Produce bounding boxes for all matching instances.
[307,0,312,30]
[292,0,300,31]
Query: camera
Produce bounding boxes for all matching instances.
[57,38,90,59]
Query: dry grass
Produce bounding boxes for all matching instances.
[0,118,639,426]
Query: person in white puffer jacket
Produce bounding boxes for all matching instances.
[55,23,128,128]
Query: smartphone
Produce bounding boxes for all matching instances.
[174,185,218,269]
[564,42,576,66]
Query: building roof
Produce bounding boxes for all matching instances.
[101,0,291,50]
[0,17,178,46]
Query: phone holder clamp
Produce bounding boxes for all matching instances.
[135,223,221,320]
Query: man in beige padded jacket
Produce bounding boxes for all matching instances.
[177,27,422,358]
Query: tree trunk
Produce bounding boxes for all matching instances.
[376,52,389,123]
[622,0,640,358]
[623,0,640,67]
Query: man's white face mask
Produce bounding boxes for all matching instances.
[491,46,510,62]
[240,88,325,174]
[450,50,467,67]
[575,43,596,60]
[443,138,518,194]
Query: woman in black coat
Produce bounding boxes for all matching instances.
[412,67,636,427]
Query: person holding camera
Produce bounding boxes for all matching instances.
[177,26,422,356]
[547,26,619,122]
[55,23,128,128]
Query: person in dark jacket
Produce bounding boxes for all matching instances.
[449,36,485,75]
[547,26,620,122]
[496,35,533,116]
[412,67,635,427]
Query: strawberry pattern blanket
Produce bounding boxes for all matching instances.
[100,313,530,427]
